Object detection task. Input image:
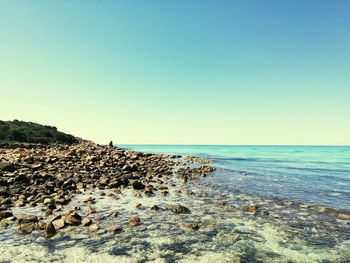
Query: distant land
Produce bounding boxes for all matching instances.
[0,120,79,145]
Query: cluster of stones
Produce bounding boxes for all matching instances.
[177,166,216,182]
[0,141,216,238]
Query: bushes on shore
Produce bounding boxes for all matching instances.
[0,120,78,144]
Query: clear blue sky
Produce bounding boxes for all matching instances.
[1,1,349,145]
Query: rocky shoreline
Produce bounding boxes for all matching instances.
[0,141,216,238]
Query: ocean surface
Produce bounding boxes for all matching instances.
[121,145,350,211]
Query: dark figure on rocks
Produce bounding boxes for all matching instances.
[109,141,113,148]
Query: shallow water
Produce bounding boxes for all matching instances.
[1,146,350,262]
[122,145,350,210]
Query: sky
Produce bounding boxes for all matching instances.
[0,1,349,145]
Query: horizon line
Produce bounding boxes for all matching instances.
[116,143,350,147]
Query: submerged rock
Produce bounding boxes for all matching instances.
[82,218,92,226]
[246,206,258,213]
[129,217,141,226]
[18,223,35,234]
[170,205,191,214]
[107,226,122,234]
[17,214,38,224]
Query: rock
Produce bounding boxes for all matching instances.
[86,206,96,214]
[17,214,38,224]
[89,223,100,231]
[107,226,122,234]
[45,222,56,238]
[246,206,258,212]
[43,198,53,205]
[52,218,65,230]
[150,205,160,211]
[0,162,17,172]
[45,209,53,217]
[0,211,13,219]
[136,203,144,209]
[31,163,43,170]
[132,181,145,190]
[170,205,190,214]
[129,217,141,226]
[107,211,119,218]
[181,222,200,231]
[64,212,82,225]
[18,223,35,234]
[36,221,47,230]
[82,218,92,226]
[83,197,95,204]
[96,229,107,235]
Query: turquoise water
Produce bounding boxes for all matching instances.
[121,145,350,211]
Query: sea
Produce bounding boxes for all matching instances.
[122,145,350,211]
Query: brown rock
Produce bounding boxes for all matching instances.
[89,223,100,231]
[52,218,66,230]
[36,221,47,230]
[64,212,82,225]
[17,214,38,224]
[45,209,53,217]
[129,217,141,226]
[18,223,35,234]
[136,203,144,209]
[170,205,190,214]
[86,206,96,214]
[82,218,92,226]
[181,222,200,231]
[107,226,122,234]
[246,206,258,212]
[45,222,56,238]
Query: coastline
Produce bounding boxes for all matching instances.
[0,142,349,262]
[0,142,215,236]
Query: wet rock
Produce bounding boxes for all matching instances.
[45,222,56,238]
[0,211,13,219]
[170,205,190,214]
[89,223,100,231]
[83,196,95,204]
[86,206,96,214]
[136,203,144,209]
[45,209,53,217]
[64,212,82,225]
[43,198,53,205]
[132,181,145,190]
[52,218,65,230]
[246,206,258,212]
[36,221,47,230]
[17,214,38,224]
[107,226,122,234]
[150,205,160,211]
[107,211,119,218]
[18,223,35,234]
[82,218,92,226]
[181,222,200,231]
[129,217,141,226]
